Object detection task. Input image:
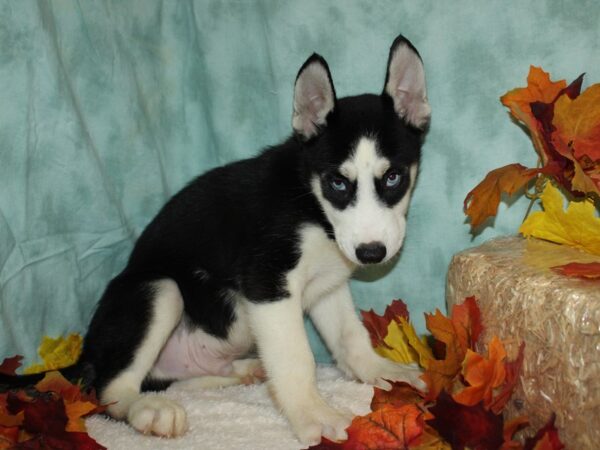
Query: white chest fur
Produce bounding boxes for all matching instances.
[288,225,355,310]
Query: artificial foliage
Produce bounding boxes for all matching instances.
[308,298,564,450]
[0,358,106,450]
[24,334,83,375]
[464,66,600,278]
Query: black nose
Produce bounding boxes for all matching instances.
[355,242,387,264]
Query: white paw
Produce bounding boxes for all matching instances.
[350,354,426,391]
[127,395,188,437]
[287,397,353,446]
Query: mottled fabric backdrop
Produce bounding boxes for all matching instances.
[1,0,599,365]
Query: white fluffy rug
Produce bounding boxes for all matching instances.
[86,366,373,450]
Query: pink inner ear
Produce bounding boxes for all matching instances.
[385,46,430,129]
[293,63,335,138]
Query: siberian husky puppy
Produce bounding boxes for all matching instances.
[1,35,430,445]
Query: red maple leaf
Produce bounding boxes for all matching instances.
[427,391,504,450]
[361,299,410,347]
[524,415,564,450]
[552,261,600,279]
[0,356,23,376]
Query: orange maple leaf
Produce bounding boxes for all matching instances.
[421,310,465,400]
[421,298,485,401]
[500,66,567,163]
[464,164,544,229]
[450,296,483,353]
[453,336,507,408]
[371,381,426,412]
[346,404,425,449]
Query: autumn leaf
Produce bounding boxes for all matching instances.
[7,391,69,436]
[552,83,600,195]
[490,343,525,414]
[0,359,106,449]
[502,415,529,450]
[5,389,106,450]
[421,310,465,400]
[0,356,23,376]
[500,66,566,125]
[415,427,453,450]
[524,415,564,450]
[427,392,504,450]
[371,381,426,412]
[35,371,105,432]
[451,296,483,353]
[519,182,600,255]
[361,299,409,348]
[453,337,507,409]
[398,318,435,368]
[375,320,421,364]
[464,164,544,229]
[552,261,600,279]
[500,66,567,164]
[0,423,19,450]
[361,299,429,366]
[308,405,426,450]
[25,333,83,375]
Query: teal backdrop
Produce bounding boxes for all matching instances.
[1,0,599,366]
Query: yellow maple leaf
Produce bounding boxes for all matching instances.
[519,183,600,255]
[375,320,419,364]
[398,317,434,369]
[24,333,83,374]
[374,318,434,369]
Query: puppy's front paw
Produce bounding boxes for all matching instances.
[352,354,426,391]
[127,395,187,437]
[287,397,353,446]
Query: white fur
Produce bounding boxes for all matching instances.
[102,279,186,436]
[245,296,351,446]
[312,137,418,265]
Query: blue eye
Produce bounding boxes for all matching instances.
[330,177,347,192]
[385,171,402,188]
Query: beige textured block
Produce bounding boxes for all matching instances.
[447,236,600,449]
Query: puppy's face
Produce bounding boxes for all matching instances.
[293,37,429,265]
[308,95,421,265]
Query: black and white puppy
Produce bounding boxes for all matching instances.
[4,35,431,445]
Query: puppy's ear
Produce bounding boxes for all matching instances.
[383,35,431,129]
[292,54,336,139]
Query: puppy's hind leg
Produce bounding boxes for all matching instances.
[84,277,186,437]
[171,358,265,390]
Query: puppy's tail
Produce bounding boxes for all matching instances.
[0,361,96,391]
